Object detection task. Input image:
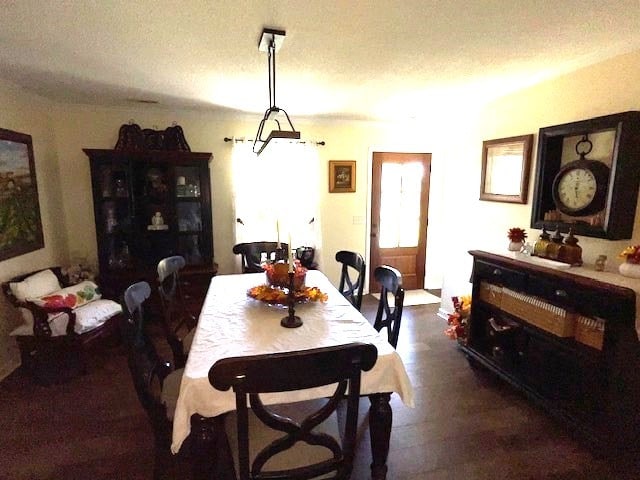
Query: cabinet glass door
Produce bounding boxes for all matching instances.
[175,166,206,265]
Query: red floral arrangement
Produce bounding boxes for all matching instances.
[445,295,471,341]
[619,245,640,264]
[263,260,307,290]
[507,227,527,242]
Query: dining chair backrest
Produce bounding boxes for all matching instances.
[335,250,366,311]
[123,281,187,478]
[233,242,289,273]
[209,343,378,480]
[373,265,405,349]
[157,255,195,369]
[123,281,173,434]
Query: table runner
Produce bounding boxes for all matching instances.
[171,270,415,453]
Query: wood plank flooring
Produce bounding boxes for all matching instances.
[0,295,638,479]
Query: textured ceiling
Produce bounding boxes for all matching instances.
[1,0,639,121]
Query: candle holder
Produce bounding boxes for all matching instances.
[274,243,284,261]
[281,271,302,328]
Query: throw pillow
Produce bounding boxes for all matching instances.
[30,280,102,310]
[9,269,61,303]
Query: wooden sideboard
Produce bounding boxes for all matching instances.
[463,250,640,451]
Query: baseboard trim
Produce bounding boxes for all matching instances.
[437,307,450,321]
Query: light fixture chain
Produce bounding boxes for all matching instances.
[269,36,276,108]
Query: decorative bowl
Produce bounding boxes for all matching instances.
[264,261,306,290]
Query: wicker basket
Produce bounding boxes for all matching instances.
[479,281,502,307]
[501,288,576,337]
[574,316,605,350]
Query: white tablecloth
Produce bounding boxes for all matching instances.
[171,270,415,453]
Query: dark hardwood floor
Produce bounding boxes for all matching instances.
[1,295,638,479]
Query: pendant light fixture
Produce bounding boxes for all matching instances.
[253,28,300,156]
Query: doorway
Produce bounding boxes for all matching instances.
[369,152,431,293]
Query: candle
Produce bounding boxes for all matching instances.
[276,220,281,247]
[288,234,294,273]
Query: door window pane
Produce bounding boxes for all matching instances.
[379,162,424,248]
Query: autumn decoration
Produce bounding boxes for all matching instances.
[507,227,527,242]
[445,295,472,343]
[619,245,640,264]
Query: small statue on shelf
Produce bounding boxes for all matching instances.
[148,211,169,230]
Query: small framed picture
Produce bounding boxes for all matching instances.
[480,134,533,204]
[329,160,356,193]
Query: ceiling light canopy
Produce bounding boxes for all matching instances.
[253,28,301,156]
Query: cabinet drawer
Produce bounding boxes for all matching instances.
[528,274,618,318]
[527,275,572,307]
[474,260,526,290]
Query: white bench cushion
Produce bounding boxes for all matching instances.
[10,299,122,337]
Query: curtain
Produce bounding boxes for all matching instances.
[232,141,321,256]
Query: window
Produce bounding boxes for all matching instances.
[232,142,320,250]
[379,162,424,248]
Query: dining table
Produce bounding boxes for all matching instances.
[170,269,415,479]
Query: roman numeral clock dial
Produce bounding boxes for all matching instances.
[551,135,610,217]
[552,160,610,217]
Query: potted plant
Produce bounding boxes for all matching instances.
[507,227,527,252]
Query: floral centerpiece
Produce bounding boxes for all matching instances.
[263,260,307,290]
[618,245,640,278]
[445,295,471,343]
[248,259,327,305]
[247,284,327,305]
[619,245,640,264]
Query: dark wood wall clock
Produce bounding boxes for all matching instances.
[530,111,640,240]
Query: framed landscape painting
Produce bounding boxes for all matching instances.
[0,128,44,261]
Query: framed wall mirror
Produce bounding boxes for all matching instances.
[479,134,533,204]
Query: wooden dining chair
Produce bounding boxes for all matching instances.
[157,255,196,369]
[373,265,405,348]
[209,343,378,480]
[335,250,366,311]
[123,281,189,479]
[232,242,289,273]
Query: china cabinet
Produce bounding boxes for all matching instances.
[85,147,215,302]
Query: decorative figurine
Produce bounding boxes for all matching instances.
[595,255,607,272]
[148,211,169,230]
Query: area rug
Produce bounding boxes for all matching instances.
[372,289,440,306]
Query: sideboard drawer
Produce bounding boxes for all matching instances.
[528,274,622,318]
[474,260,527,290]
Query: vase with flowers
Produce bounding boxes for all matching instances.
[507,227,527,252]
[618,245,640,278]
[445,295,472,345]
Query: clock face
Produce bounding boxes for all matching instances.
[551,159,610,216]
[556,168,597,211]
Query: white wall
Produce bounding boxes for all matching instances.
[0,79,67,379]
[5,47,640,379]
[50,106,447,290]
[440,49,640,315]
